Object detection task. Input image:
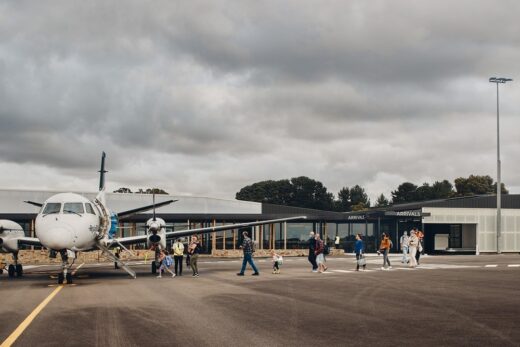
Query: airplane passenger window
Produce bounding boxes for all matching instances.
[64,203,84,214]
[43,203,61,214]
[85,203,96,214]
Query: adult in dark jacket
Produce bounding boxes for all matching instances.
[237,231,259,276]
[355,234,366,271]
[308,231,318,272]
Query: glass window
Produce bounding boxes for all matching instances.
[43,203,61,214]
[64,203,84,214]
[286,223,314,249]
[85,203,96,214]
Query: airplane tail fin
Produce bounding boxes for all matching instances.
[98,152,108,192]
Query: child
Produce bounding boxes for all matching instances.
[271,250,283,274]
[157,250,176,278]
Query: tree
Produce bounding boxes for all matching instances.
[135,188,169,194]
[391,182,418,204]
[454,175,507,196]
[236,180,293,205]
[290,176,335,210]
[375,194,390,207]
[431,180,455,199]
[113,187,133,193]
[236,176,335,210]
[335,187,351,212]
[350,185,370,208]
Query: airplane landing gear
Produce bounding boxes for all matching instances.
[58,250,73,284]
[7,252,23,278]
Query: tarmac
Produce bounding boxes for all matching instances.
[1,254,520,347]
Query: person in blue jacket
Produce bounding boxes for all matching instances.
[355,234,366,271]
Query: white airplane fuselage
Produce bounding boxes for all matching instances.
[0,220,25,253]
[35,193,107,252]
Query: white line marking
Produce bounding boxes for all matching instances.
[331,270,353,273]
[485,265,498,268]
[507,264,520,267]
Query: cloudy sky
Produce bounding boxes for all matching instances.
[1,0,520,203]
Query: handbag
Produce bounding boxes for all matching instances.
[357,255,366,266]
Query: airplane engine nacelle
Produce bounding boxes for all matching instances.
[0,238,19,253]
[146,217,167,250]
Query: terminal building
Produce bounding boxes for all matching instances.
[1,189,520,255]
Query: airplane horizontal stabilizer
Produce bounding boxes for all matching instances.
[117,200,177,220]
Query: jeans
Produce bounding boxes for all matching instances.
[356,253,366,271]
[308,252,318,270]
[190,254,199,275]
[240,253,259,274]
[174,255,183,275]
[402,246,409,263]
[383,249,391,268]
[273,261,279,271]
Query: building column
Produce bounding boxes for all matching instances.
[283,222,287,250]
[212,219,217,255]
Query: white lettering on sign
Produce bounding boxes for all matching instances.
[395,211,422,217]
[347,215,365,220]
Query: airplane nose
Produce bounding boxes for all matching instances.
[38,227,74,250]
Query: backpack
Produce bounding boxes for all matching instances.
[323,243,330,255]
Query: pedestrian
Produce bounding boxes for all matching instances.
[409,230,419,268]
[188,235,202,277]
[378,233,392,270]
[157,250,176,278]
[355,234,366,271]
[271,250,282,274]
[237,230,260,276]
[416,228,424,265]
[334,235,340,249]
[315,233,327,273]
[114,246,121,269]
[400,231,410,264]
[307,231,318,272]
[173,238,184,276]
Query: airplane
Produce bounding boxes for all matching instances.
[1,152,306,284]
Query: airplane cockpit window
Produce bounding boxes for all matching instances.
[43,203,61,214]
[85,203,96,214]
[63,203,84,215]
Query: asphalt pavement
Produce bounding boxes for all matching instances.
[1,254,520,346]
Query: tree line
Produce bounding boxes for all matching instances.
[236,175,508,212]
[113,187,168,194]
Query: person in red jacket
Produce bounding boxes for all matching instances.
[378,233,392,270]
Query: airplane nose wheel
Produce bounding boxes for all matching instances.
[58,273,64,284]
[8,264,15,278]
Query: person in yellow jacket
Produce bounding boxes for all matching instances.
[172,239,185,276]
[378,233,392,270]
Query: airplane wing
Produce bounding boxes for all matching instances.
[112,216,307,246]
[116,199,177,220]
[16,236,43,247]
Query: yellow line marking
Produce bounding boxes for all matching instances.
[1,285,63,347]
[71,263,85,276]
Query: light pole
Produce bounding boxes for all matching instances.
[489,77,513,254]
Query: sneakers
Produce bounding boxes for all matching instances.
[312,270,318,273]
[236,273,244,276]
[252,272,259,276]
[172,274,176,278]
[388,266,393,269]
[157,275,162,278]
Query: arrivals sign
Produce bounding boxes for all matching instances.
[385,210,423,217]
[347,215,366,220]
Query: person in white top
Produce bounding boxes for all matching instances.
[408,230,419,268]
[271,250,283,274]
[400,231,410,264]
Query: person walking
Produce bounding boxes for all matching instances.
[416,228,424,265]
[308,231,318,272]
[409,230,419,268]
[237,230,259,276]
[173,238,184,276]
[157,250,176,278]
[315,233,327,273]
[378,233,392,270]
[355,234,366,271]
[334,235,340,249]
[188,235,202,277]
[400,231,410,264]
